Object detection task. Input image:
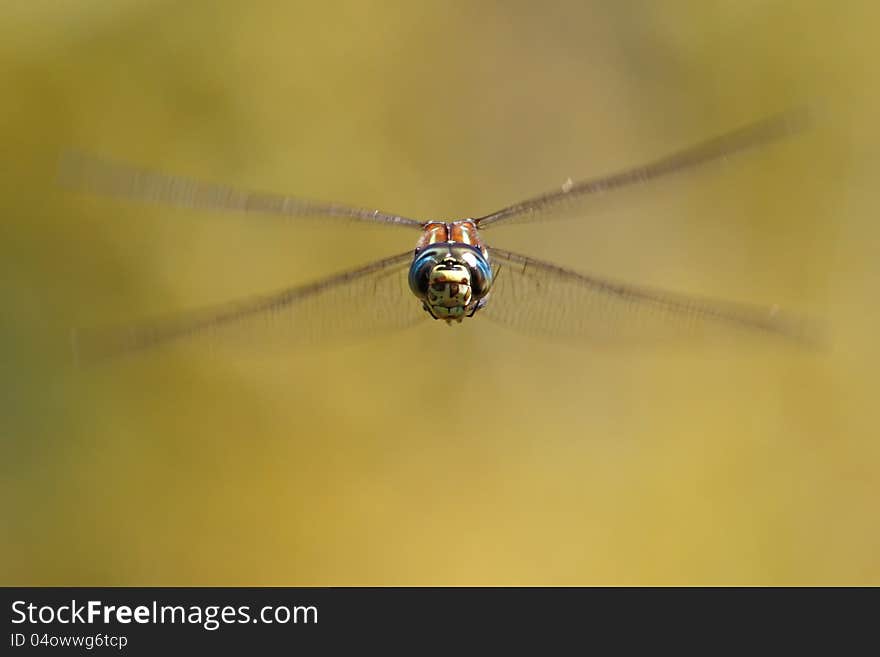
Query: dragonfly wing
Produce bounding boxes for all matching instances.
[72,251,421,364]
[58,151,424,229]
[475,109,808,229]
[483,247,818,345]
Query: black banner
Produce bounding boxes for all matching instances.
[1,587,872,653]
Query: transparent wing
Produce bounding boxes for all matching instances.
[483,247,818,345]
[72,251,422,364]
[475,109,808,229]
[58,151,424,229]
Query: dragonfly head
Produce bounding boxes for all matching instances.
[425,257,472,321]
[409,245,493,323]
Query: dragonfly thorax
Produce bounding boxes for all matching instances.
[408,242,493,323]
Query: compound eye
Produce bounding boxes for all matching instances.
[408,252,438,298]
[459,251,493,298]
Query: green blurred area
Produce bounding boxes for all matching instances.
[2,1,878,584]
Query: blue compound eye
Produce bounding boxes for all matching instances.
[459,250,493,298]
[408,252,438,298]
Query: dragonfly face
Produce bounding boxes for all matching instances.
[60,109,817,364]
[408,220,494,322]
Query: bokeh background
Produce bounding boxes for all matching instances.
[2,1,878,585]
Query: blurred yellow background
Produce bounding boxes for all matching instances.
[2,1,878,585]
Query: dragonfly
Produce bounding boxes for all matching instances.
[61,110,813,363]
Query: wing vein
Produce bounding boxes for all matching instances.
[476,109,808,228]
[73,250,415,363]
[487,246,816,342]
[58,151,424,228]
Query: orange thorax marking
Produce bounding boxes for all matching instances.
[416,220,483,251]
